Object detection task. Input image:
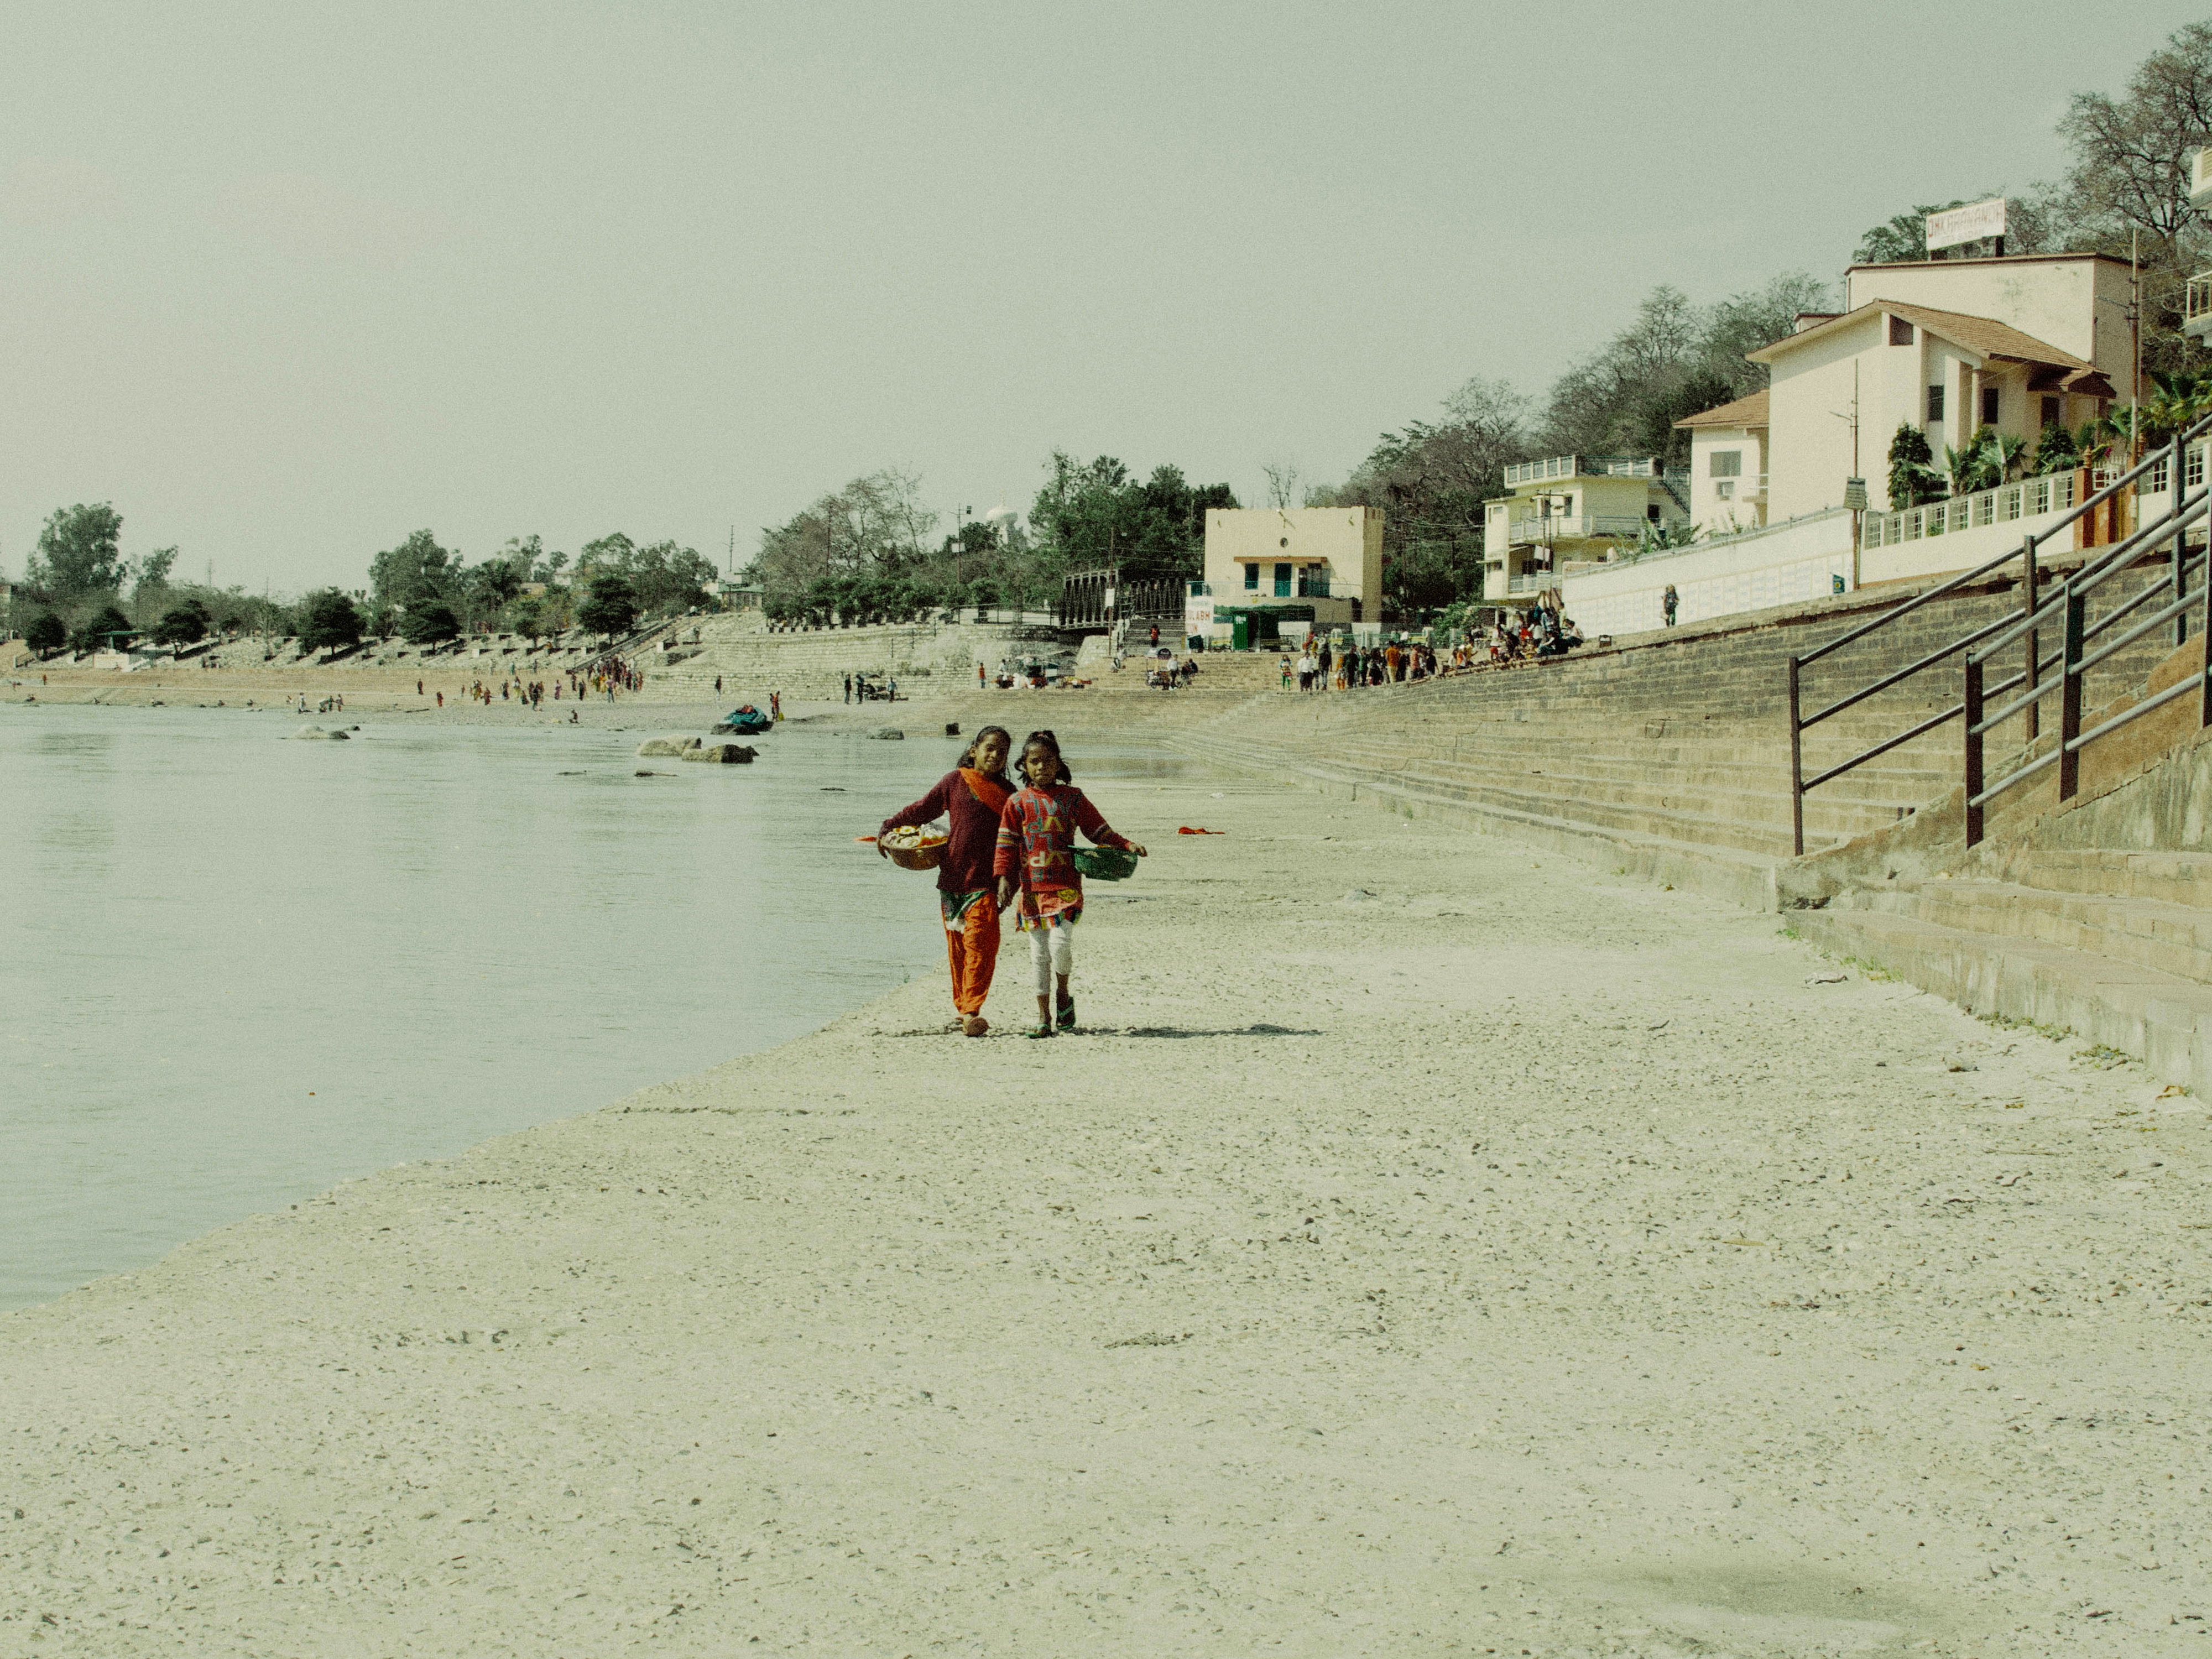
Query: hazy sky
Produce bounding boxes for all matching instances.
[2,1,2201,593]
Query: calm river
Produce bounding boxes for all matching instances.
[1,707,976,1311]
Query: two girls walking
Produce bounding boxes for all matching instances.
[880,727,1145,1039]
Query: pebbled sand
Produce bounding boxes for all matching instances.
[5,765,2211,1656]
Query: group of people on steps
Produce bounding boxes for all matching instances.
[879,726,1145,1040]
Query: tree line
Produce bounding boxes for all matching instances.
[7,510,718,658]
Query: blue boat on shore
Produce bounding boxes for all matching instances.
[717,705,773,735]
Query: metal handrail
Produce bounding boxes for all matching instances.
[1970,486,2208,662]
[1962,452,2212,843]
[1790,404,2212,857]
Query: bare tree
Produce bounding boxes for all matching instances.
[1260,458,1303,510]
[2058,20,2212,247]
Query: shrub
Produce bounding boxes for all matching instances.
[150,600,213,647]
[400,601,461,644]
[298,589,366,653]
[578,574,638,637]
[72,603,134,654]
[26,612,66,652]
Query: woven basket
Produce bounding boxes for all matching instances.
[880,828,948,872]
[1073,846,1139,881]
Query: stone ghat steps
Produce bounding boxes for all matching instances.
[1792,902,2212,1094]
[1318,737,1950,810]
[1838,878,2212,985]
[1237,711,1964,808]
[1998,849,2212,909]
[1199,734,1871,859]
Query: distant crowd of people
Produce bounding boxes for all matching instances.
[1277,602,1586,693]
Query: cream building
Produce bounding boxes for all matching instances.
[1748,255,2126,523]
[1202,507,1384,627]
[1480,457,1688,593]
[1673,390,1769,535]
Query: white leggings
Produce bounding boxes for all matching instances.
[1028,919,1074,992]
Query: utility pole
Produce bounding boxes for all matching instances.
[2132,227,2143,462]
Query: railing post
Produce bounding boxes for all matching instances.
[2203,521,2212,729]
[2021,535,2039,743]
[1788,654,1804,858]
[1964,654,1985,849]
[2059,589,2086,803]
[2174,432,2190,646]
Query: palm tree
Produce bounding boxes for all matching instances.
[1975,427,2028,488]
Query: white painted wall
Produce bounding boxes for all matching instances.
[1845,255,2130,382]
[1557,510,1855,637]
[1687,425,1767,534]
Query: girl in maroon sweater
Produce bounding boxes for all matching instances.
[880,726,1014,1037]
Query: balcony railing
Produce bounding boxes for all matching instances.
[1500,454,1664,486]
[2194,147,2212,210]
[1503,513,1655,546]
[1861,472,2079,550]
[2189,273,2212,339]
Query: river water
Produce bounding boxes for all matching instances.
[0,707,991,1311]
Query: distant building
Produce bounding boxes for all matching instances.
[1558,250,2133,637]
[1481,457,1689,597]
[1674,389,1769,536]
[1202,507,1383,626]
[717,578,765,611]
[2179,149,2212,341]
[1747,255,2126,524]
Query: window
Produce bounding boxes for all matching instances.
[2042,395,2061,430]
[1889,315,1915,346]
[1927,385,1945,424]
[1273,562,1291,598]
[1647,503,1662,520]
[1982,385,2000,426]
[1710,450,1742,478]
[1243,563,1258,591]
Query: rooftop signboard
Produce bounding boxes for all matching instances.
[1926,197,2006,253]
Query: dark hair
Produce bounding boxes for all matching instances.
[1020,729,1073,785]
[959,724,1013,776]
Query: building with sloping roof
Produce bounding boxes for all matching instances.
[1674,389,1770,535]
[1747,257,2126,525]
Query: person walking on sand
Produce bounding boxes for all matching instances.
[880,725,1016,1038]
[993,729,1146,1039]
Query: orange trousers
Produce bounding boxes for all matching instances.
[943,891,1001,1015]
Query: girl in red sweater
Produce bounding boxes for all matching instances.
[880,725,1015,1037]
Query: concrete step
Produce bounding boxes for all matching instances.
[1994,849,2212,911]
[1848,878,2212,984]
[1202,738,1804,858]
[1793,905,2212,1093]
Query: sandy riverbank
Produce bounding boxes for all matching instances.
[5,751,2210,1655]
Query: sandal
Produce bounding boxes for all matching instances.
[1026,1022,1056,1040]
[1056,997,1076,1031]
[962,1015,989,1038]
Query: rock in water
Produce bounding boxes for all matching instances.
[680,742,755,764]
[292,724,349,740]
[872,727,905,740]
[636,735,702,758]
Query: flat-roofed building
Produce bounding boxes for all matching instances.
[1480,456,1689,596]
[1202,506,1383,626]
